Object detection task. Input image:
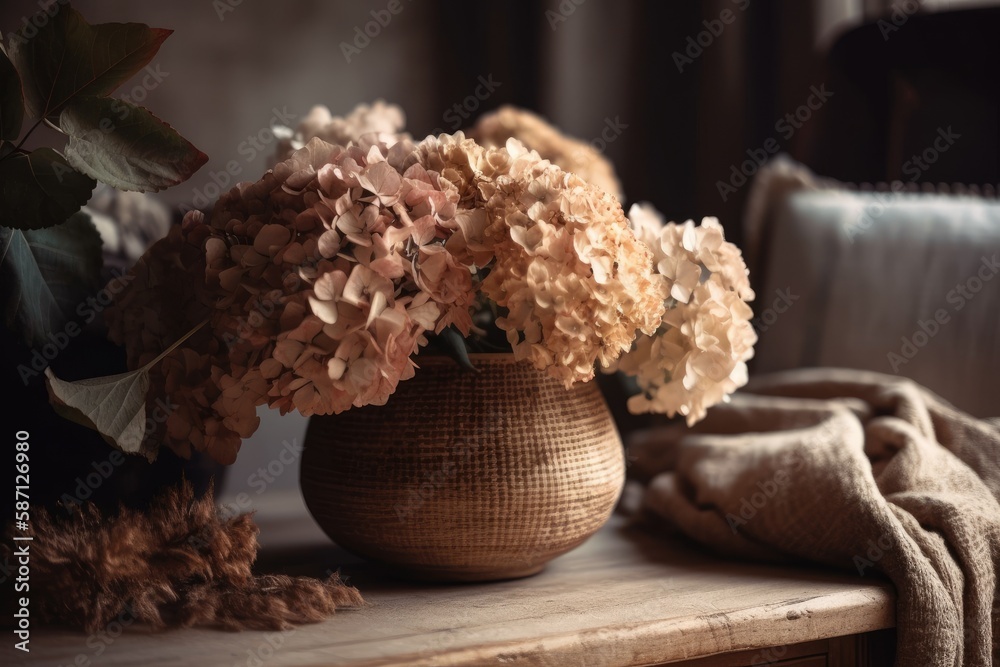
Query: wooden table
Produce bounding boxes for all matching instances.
[12,492,896,667]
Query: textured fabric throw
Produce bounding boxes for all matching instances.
[1,482,362,632]
[628,368,1000,667]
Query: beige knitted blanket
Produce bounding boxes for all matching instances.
[628,368,1000,667]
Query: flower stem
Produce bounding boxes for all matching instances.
[142,320,209,371]
[11,118,45,153]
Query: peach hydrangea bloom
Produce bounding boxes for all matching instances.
[473,139,665,386]
[274,100,409,162]
[109,106,754,464]
[110,133,477,462]
[470,106,624,202]
[616,203,757,425]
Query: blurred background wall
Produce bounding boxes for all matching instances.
[7,0,996,240]
[4,0,997,497]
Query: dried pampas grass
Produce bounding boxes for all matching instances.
[2,481,362,632]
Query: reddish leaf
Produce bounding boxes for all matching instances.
[8,5,171,119]
[61,97,207,192]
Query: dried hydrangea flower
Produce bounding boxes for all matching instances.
[110,121,746,464]
[274,100,409,162]
[470,105,624,202]
[616,203,757,425]
[474,139,666,386]
[111,133,478,461]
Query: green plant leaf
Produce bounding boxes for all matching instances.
[44,320,207,460]
[0,147,96,229]
[61,97,207,192]
[8,5,171,119]
[0,47,24,141]
[435,326,478,372]
[45,366,153,457]
[0,211,102,348]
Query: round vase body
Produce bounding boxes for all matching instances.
[300,355,626,581]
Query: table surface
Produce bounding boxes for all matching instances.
[12,491,896,667]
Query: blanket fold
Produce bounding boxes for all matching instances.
[628,368,1000,667]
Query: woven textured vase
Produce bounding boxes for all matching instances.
[300,354,625,582]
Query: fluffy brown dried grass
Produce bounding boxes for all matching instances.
[1,481,362,632]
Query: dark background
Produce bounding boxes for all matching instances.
[2,0,998,504]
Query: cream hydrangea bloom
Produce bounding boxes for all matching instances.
[470,106,624,202]
[274,100,409,161]
[475,140,665,386]
[110,107,755,464]
[617,204,757,425]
